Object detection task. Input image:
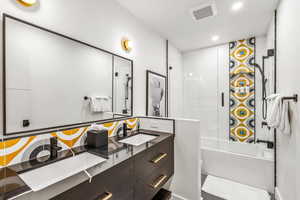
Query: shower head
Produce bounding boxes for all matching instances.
[126,74,132,80]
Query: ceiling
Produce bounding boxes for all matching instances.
[116,0,279,52]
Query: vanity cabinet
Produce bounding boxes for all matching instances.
[52,157,134,200]
[51,136,174,200]
[134,137,174,199]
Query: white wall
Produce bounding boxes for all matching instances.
[275,0,300,199]
[169,119,202,200]
[0,0,183,136]
[182,37,269,142]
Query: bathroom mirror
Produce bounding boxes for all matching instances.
[3,15,133,135]
[113,56,133,115]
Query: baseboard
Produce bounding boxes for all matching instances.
[275,187,283,200]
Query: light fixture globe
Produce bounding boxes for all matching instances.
[17,0,37,7]
[121,38,133,52]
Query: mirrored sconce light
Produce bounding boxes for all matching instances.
[121,38,133,52]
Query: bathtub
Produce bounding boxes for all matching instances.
[201,137,274,193]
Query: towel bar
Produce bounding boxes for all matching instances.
[282,94,298,103]
[83,96,112,100]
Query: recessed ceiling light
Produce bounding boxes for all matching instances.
[232,1,244,11]
[212,35,220,42]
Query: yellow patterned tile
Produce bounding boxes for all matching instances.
[0,136,36,167]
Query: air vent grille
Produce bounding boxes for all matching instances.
[191,3,217,21]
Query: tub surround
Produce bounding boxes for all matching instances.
[201,138,274,193]
[0,129,174,199]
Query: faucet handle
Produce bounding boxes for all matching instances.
[123,123,132,130]
[50,137,62,150]
[50,136,57,144]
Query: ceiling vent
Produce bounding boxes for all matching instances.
[190,2,217,21]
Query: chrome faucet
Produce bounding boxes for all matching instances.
[50,137,62,159]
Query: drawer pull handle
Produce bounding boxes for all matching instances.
[151,153,167,164]
[150,175,167,189]
[99,192,112,200]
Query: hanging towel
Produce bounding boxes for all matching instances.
[278,101,291,135]
[100,96,111,112]
[266,94,282,128]
[90,96,111,113]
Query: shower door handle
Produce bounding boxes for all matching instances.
[221,92,225,107]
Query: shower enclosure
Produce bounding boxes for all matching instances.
[113,56,133,115]
[182,13,277,194]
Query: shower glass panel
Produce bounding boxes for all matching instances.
[183,14,276,159]
[183,47,219,140]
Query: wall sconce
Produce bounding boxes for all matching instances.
[17,0,37,7]
[121,38,133,52]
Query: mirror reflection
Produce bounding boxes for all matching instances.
[4,16,133,135]
[113,56,132,115]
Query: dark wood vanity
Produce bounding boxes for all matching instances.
[51,135,174,200]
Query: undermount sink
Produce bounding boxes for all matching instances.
[119,134,157,146]
[18,152,106,192]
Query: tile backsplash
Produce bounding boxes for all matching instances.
[0,118,139,167]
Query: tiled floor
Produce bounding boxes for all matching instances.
[201,174,275,200]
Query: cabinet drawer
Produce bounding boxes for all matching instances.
[52,158,134,200]
[134,137,172,181]
[134,161,173,200]
[92,188,133,200]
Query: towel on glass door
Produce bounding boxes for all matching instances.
[278,101,291,135]
[266,94,282,128]
[90,96,111,113]
[266,94,291,135]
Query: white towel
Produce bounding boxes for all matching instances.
[266,94,291,135]
[90,96,111,113]
[100,97,111,112]
[266,94,282,128]
[278,101,291,135]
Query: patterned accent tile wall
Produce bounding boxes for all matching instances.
[229,38,256,143]
[0,118,139,168]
